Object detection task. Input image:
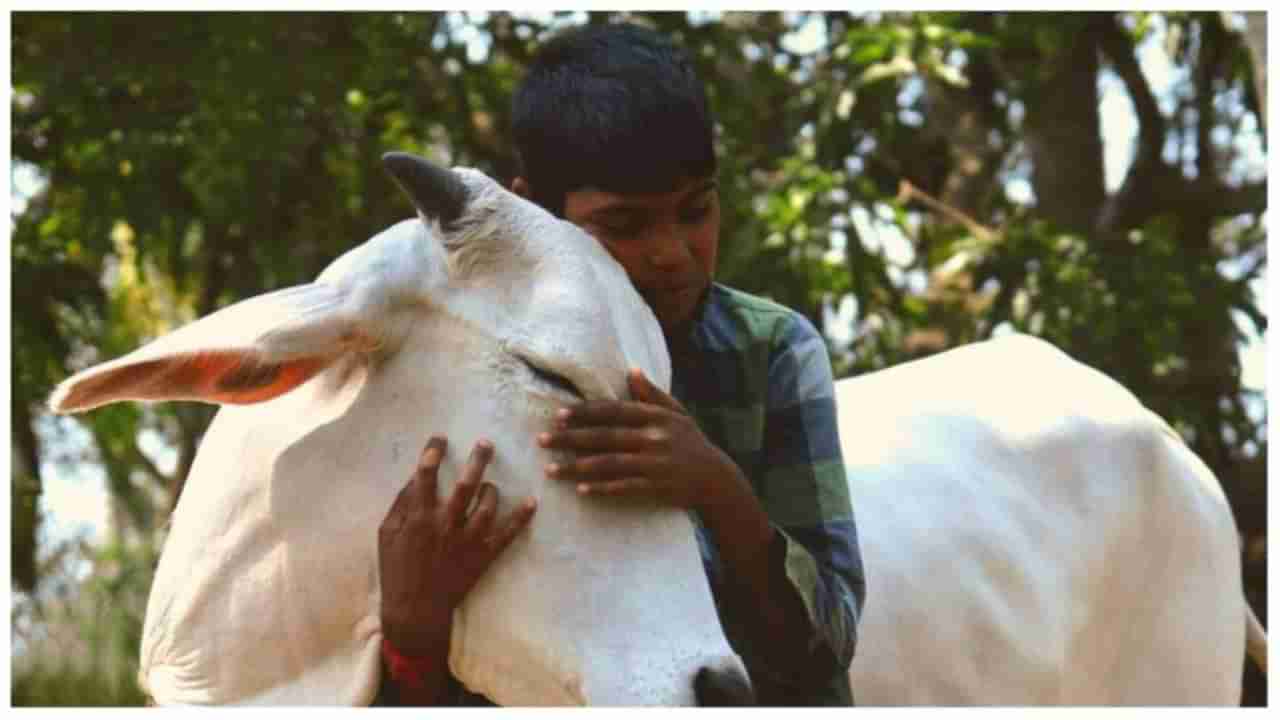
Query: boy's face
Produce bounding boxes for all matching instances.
[560,176,720,342]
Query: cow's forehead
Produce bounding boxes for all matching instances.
[441,169,618,302]
[440,167,670,396]
[451,167,598,253]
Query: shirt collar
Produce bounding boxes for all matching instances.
[666,283,716,362]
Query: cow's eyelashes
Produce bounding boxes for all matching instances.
[519,358,583,400]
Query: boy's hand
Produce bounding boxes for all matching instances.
[538,368,739,512]
[379,436,537,656]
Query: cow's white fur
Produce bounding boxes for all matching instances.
[51,163,1264,706]
[840,335,1256,705]
[51,166,743,705]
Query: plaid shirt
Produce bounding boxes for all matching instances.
[672,283,864,706]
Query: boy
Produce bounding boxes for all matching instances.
[378,22,864,706]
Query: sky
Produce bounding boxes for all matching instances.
[14,11,1271,563]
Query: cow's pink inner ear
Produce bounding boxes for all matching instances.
[51,350,336,413]
[186,351,335,405]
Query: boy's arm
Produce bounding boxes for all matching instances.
[538,317,862,704]
[705,315,863,703]
[376,437,537,706]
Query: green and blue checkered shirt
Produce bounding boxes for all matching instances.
[673,283,863,706]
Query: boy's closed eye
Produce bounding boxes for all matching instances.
[677,183,719,223]
[579,180,718,240]
[594,210,647,238]
[600,199,712,237]
[678,200,713,225]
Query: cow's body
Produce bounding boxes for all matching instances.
[840,335,1250,704]
[52,159,1261,706]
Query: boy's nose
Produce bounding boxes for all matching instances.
[649,231,695,270]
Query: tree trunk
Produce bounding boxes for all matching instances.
[1241,12,1266,130]
[1020,18,1107,234]
[11,412,42,592]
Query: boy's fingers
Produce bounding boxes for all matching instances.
[381,436,446,536]
[414,435,448,508]
[627,369,687,414]
[556,401,661,428]
[463,483,498,540]
[445,440,492,531]
[487,498,538,552]
[578,477,652,497]
[538,426,656,452]
[546,453,655,482]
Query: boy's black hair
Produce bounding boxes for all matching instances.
[511,22,717,217]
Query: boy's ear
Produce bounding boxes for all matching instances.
[511,176,532,199]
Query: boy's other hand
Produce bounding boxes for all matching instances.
[538,368,741,513]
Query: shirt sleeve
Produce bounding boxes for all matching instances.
[747,312,864,697]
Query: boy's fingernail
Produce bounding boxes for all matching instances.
[545,463,559,476]
[537,432,551,446]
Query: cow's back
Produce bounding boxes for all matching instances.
[838,334,1245,704]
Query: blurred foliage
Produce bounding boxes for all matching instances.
[10,11,1266,705]
[11,537,155,706]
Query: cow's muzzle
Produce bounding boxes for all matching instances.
[694,664,755,706]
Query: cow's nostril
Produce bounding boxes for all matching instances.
[694,664,755,707]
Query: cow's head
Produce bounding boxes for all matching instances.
[49,153,752,706]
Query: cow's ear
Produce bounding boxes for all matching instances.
[49,282,376,414]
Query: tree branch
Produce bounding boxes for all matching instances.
[895,178,998,243]
[1093,13,1169,239]
[128,439,168,489]
[1096,14,1165,155]
[11,398,44,592]
[1194,13,1230,185]
[1196,179,1268,218]
[1241,12,1267,131]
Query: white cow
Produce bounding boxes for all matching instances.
[839,335,1268,705]
[51,156,1265,706]
[50,154,751,706]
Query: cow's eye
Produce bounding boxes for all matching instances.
[520,358,583,400]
